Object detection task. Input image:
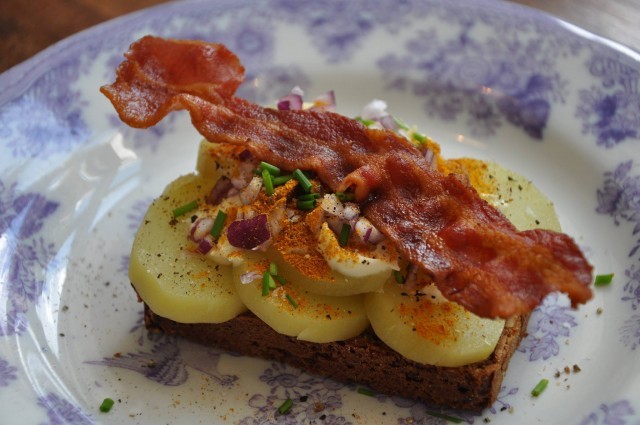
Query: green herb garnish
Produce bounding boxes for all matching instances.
[272,174,293,186]
[172,200,198,218]
[531,378,549,397]
[338,223,351,247]
[262,169,274,196]
[335,192,355,202]
[393,270,405,284]
[296,199,316,210]
[262,270,274,296]
[594,273,614,286]
[425,411,462,423]
[259,161,281,176]
[277,398,294,415]
[357,387,375,396]
[355,116,375,127]
[293,169,313,192]
[286,293,298,308]
[269,262,278,276]
[412,132,427,144]
[210,210,227,240]
[99,398,115,413]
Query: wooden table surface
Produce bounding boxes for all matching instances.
[1,0,639,73]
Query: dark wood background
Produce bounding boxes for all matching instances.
[1,0,639,73]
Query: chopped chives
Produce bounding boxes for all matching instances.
[274,274,287,286]
[338,223,351,247]
[531,378,549,397]
[412,132,427,143]
[269,262,278,276]
[296,199,316,210]
[297,192,320,201]
[357,387,374,396]
[277,398,293,415]
[355,116,375,127]
[262,271,272,296]
[210,210,227,240]
[425,411,462,423]
[99,398,115,413]
[172,200,198,218]
[594,273,614,286]
[394,116,410,130]
[262,169,275,196]
[285,293,298,308]
[272,174,293,186]
[393,270,405,283]
[259,161,281,176]
[335,192,355,202]
[293,169,313,192]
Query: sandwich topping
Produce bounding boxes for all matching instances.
[103,35,593,319]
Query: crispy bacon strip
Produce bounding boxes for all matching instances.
[101,36,593,318]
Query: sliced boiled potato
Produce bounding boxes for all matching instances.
[365,278,505,366]
[233,253,369,343]
[365,160,561,366]
[129,174,247,323]
[265,245,391,297]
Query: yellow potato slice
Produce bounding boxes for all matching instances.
[233,253,370,343]
[365,160,561,366]
[129,174,246,323]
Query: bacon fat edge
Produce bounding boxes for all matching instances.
[102,36,593,319]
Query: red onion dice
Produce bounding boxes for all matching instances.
[190,217,214,242]
[227,214,271,250]
[206,176,233,205]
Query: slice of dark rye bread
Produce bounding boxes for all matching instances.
[143,303,529,412]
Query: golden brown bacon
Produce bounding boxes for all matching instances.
[101,36,593,318]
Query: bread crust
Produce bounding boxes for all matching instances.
[144,304,528,412]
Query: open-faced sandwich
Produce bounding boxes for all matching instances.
[101,36,593,412]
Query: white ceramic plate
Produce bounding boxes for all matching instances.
[1,0,639,423]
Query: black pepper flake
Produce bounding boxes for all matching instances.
[191,215,198,223]
[319,414,327,421]
[299,395,308,402]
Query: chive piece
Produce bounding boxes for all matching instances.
[296,199,316,210]
[262,271,272,296]
[274,274,287,286]
[262,169,275,196]
[99,398,114,413]
[269,262,278,276]
[335,192,355,202]
[272,174,293,186]
[594,273,614,286]
[297,192,321,201]
[285,293,298,308]
[425,411,462,423]
[355,116,375,127]
[412,132,427,143]
[172,200,198,218]
[357,387,375,396]
[338,223,351,247]
[293,169,313,192]
[531,378,549,397]
[394,116,410,130]
[393,270,405,284]
[210,210,227,240]
[259,161,281,176]
[277,398,293,415]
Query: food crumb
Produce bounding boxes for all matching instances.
[572,364,581,373]
[596,307,603,315]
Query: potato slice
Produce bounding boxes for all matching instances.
[233,253,369,343]
[365,161,561,366]
[129,174,246,323]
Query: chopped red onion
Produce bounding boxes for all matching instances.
[354,217,384,244]
[277,93,303,111]
[379,114,398,130]
[206,176,233,205]
[310,90,336,112]
[197,236,214,254]
[190,217,214,242]
[361,99,388,120]
[227,214,271,249]
[240,270,261,284]
[239,176,262,205]
[423,146,437,168]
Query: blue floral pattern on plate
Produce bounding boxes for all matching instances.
[1,0,639,423]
